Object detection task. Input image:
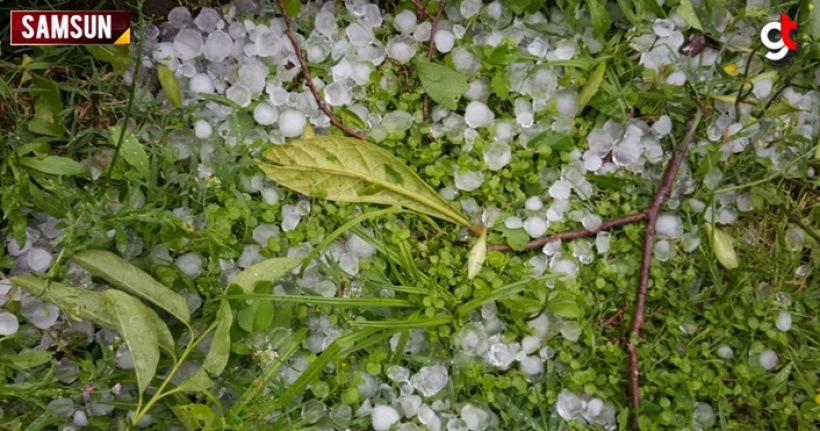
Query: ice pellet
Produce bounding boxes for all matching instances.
[776,310,792,332]
[371,405,400,431]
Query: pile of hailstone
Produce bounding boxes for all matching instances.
[2,0,816,429]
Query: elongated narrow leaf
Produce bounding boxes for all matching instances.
[578,62,606,110]
[230,257,302,294]
[467,229,487,280]
[11,276,116,329]
[203,300,232,376]
[157,63,182,108]
[259,137,472,228]
[102,290,160,396]
[20,156,87,176]
[70,250,190,324]
[677,0,703,31]
[109,126,150,179]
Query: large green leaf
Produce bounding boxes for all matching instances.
[28,76,66,136]
[86,45,132,70]
[171,404,220,431]
[415,57,469,110]
[70,250,190,324]
[578,62,606,111]
[202,300,232,376]
[467,229,487,280]
[585,0,611,39]
[229,257,302,295]
[102,290,161,396]
[259,137,473,229]
[11,276,116,329]
[109,126,150,179]
[677,0,703,31]
[20,156,87,176]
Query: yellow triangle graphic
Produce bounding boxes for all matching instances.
[114,28,130,45]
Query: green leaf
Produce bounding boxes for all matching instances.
[203,300,232,376]
[2,351,53,370]
[491,70,510,101]
[176,369,215,393]
[467,229,487,280]
[497,225,531,251]
[86,45,132,70]
[229,257,302,295]
[157,63,182,108]
[70,250,190,324]
[10,276,116,329]
[578,62,606,110]
[415,57,469,110]
[20,156,86,176]
[283,0,302,17]
[28,76,66,137]
[109,126,150,179]
[677,0,703,31]
[529,130,576,151]
[548,291,582,318]
[171,404,220,431]
[102,290,160,396]
[704,223,739,270]
[585,0,611,39]
[259,137,473,229]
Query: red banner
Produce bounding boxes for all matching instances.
[10,11,130,45]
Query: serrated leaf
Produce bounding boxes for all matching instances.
[491,70,510,100]
[467,229,487,280]
[70,250,190,324]
[415,57,469,110]
[585,0,611,39]
[677,0,703,31]
[157,63,182,108]
[86,45,132,70]
[230,257,302,295]
[102,290,160,396]
[20,156,86,176]
[259,137,472,228]
[171,404,220,431]
[109,126,150,179]
[578,62,606,110]
[11,276,116,329]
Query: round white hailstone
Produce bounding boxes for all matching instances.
[655,213,683,239]
[225,85,252,108]
[434,30,455,53]
[386,37,417,64]
[393,10,417,34]
[666,71,686,86]
[27,247,53,273]
[194,120,212,139]
[176,252,203,279]
[717,345,733,359]
[520,355,544,377]
[173,29,203,60]
[0,312,19,336]
[189,73,214,93]
[523,216,548,238]
[278,109,307,138]
[758,349,778,370]
[553,258,578,278]
[525,196,543,211]
[652,115,672,136]
[776,310,792,332]
[464,101,494,129]
[371,405,400,431]
[253,102,278,125]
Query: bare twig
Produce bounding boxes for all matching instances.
[627,108,702,429]
[487,212,647,252]
[601,307,626,328]
[276,0,366,141]
[489,107,704,429]
[422,0,446,124]
[407,0,434,20]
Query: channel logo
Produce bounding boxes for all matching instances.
[760,13,798,63]
[10,11,130,45]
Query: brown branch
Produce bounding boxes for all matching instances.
[422,0,446,124]
[276,0,366,141]
[627,108,702,430]
[487,212,647,252]
[407,0,434,20]
[601,307,626,328]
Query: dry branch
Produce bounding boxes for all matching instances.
[276,0,366,141]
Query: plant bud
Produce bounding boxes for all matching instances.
[704,223,739,270]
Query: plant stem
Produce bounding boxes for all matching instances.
[275,0,366,140]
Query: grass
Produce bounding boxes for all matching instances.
[1,0,819,430]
